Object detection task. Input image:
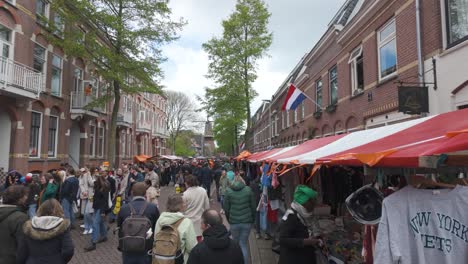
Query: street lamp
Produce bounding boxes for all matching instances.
[262,99,272,149]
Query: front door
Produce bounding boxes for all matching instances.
[0,111,11,173]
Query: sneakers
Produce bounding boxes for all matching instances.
[83,230,89,235]
[84,243,96,252]
[88,228,93,234]
[80,224,85,229]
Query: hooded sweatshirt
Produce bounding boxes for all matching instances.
[18,216,74,264]
[0,205,28,264]
[187,225,244,264]
[154,212,198,264]
[223,181,256,224]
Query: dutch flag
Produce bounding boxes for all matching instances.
[281,84,307,111]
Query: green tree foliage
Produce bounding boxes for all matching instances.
[47,0,184,166]
[201,0,272,155]
[174,131,196,157]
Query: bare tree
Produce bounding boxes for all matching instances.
[165,91,197,154]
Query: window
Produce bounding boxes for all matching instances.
[0,25,12,59]
[98,126,104,157]
[33,44,47,74]
[51,55,62,96]
[275,116,279,136]
[53,13,64,36]
[29,112,42,158]
[329,66,338,105]
[89,123,96,157]
[315,80,323,112]
[127,132,132,157]
[378,19,397,80]
[36,0,48,18]
[74,68,83,92]
[121,130,126,158]
[286,110,290,127]
[5,0,16,6]
[301,103,305,120]
[294,109,298,123]
[48,116,58,157]
[349,46,364,95]
[446,0,468,46]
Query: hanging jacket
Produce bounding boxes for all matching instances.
[223,181,256,224]
[17,216,74,264]
[187,224,244,264]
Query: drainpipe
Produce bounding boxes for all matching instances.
[415,0,424,85]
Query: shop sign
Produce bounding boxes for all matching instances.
[398,86,429,114]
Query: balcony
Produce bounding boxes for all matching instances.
[0,56,44,99]
[70,91,106,119]
[136,121,152,133]
[117,111,133,127]
[152,127,169,138]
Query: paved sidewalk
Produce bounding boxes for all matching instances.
[249,231,279,264]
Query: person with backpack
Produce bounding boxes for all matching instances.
[187,209,244,264]
[0,185,29,264]
[278,185,320,264]
[154,194,197,264]
[117,182,160,264]
[61,168,80,228]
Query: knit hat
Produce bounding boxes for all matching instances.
[227,171,235,182]
[293,185,317,205]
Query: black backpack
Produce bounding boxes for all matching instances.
[119,202,152,253]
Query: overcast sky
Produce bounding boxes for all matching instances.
[161,0,345,118]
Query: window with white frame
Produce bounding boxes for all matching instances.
[51,55,62,96]
[301,103,305,120]
[315,80,323,112]
[29,112,42,158]
[329,66,338,105]
[286,110,290,127]
[349,45,364,95]
[98,125,104,157]
[0,25,12,59]
[121,130,126,158]
[53,13,64,37]
[275,116,279,136]
[127,97,132,112]
[33,44,47,74]
[48,116,58,157]
[74,68,83,92]
[89,123,96,157]
[36,0,49,20]
[378,19,397,80]
[445,0,468,46]
[127,132,132,157]
[294,108,298,123]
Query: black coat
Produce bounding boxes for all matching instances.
[199,167,213,185]
[60,176,79,203]
[117,197,160,252]
[92,187,110,211]
[187,225,243,264]
[107,177,116,198]
[17,218,74,264]
[279,211,316,264]
[0,206,28,264]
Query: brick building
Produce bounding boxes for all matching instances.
[0,0,169,175]
[248,0,468,152]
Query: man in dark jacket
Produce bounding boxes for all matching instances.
[187,209,243,264]
[213,167,223,202]
[60,168,79,227]
[0,185,29,264]
[199,163,213,199]
[117,182,160,264]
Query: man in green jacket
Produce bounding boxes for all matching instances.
[223,176,256,264]
[0,185,29,264]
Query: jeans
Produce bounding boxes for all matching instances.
[82,199,93,231]
[91,209,107,243]
[220,195,225,208]
[28,204,37,219]
[254,211,261,234]
[203,183,211,199]
[61,199,75,225]
[122,253,151,264]
[230,223,252,264]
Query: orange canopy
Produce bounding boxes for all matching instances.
[133,155,151,163]
[236,150,252,160]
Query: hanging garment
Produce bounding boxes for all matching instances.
[375,185,468,264]
[362,225,377,264]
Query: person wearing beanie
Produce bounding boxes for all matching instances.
[278,185,320,264]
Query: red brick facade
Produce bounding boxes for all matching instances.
[0,0,169,175]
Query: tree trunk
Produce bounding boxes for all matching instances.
[108,81,120,168]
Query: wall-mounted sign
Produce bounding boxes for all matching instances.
[398,86,429,114]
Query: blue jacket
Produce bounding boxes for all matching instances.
[60,176,79,203]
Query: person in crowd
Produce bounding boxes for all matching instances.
[187,209,243,264]
[104,170,117,223]
[84,174,110,252]
[41,173,60,205]
[145,180,159,206]
[17,198,74,264]
[219,170,229,214]
[279,185,319,264]
[155,194,197,264]
[0,185,29,264]
[80,167,95,235]
[249,174,262,239]
[129,166,144,188]
[120,165,131,202]
[213,166,223,202]
[183,175,210,242]
[144,165,159,188]
[5,169,20,188]
[118,182,159,264]
[223,175,256,264]
[61,168,79,228]
[170,162,179,184]
[26,174,42,219]
[199,163,213,199]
